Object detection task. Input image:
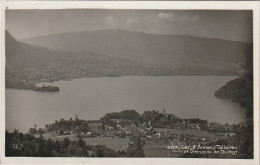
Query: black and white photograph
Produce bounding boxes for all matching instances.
[1,2,259,163]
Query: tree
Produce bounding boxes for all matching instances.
[14,129,19,137]
[63,137,70,148]
[120,110,140,120]
[5,130,10,140]
[142,110,164,127]
[95,146,104,157]
[119,131,126,138]
[126,134,145,157]
[38,128,45,135]
[100,110,141,122]
[44,138,53,156]
[37,139,45,156]
[100,112,121,121]
[77,139,85,148]
[64,144,86,157]
[29,128,37,134]
[54,140,61,152]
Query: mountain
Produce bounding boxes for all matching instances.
[6,31,167,90]
[6,29,253,90]
[6,31,68,68]
[22,29,253,75]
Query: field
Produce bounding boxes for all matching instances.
[39,128,216,156]
[42,133,76,140]
[144,141,183,157]
[154,128,215,138]
[82,137,130,151]
[41,133,130,151]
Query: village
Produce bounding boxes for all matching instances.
[28,109,240,157]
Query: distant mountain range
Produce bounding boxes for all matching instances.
[6,29,253,89]
[22,29,253,74]
[6,31,161,89]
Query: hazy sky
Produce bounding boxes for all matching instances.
[6,9,252,42]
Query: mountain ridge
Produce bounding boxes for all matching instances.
[21,29,251,44]
[21,28,252,76]
[6,30,253,90]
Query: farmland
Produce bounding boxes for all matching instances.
[144,141,183,157]
[41,133,129,151]
[144,128,216,157]
[82,137,130,151]
[154,128,215,138]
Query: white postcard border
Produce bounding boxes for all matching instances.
[0,1,259,164]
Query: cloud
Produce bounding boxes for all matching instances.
[105,12,200,35]
[126,18,136,25]
[155,12,200,22]
[126,15,156,26]
[156,13,175,21]
[105,16,120,26]
[123,13,200,30]
[178,15,200,22]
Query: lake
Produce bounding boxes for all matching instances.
[6,76,246,133]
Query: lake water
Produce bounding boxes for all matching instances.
[6,76,246,133]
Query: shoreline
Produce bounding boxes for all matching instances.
[7,75,241,92]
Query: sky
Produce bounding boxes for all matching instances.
[6,9,253,42]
